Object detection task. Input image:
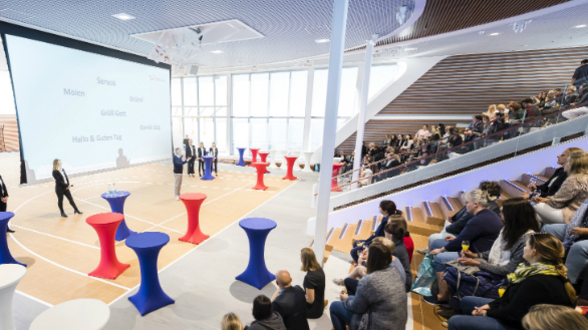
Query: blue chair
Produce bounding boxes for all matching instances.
[235,218,276,289]
[126,232,174,315]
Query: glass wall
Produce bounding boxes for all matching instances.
[171,63,397,156]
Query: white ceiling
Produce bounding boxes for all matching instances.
[0,0,415,68]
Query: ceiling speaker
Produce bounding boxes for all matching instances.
[184,65,199,75]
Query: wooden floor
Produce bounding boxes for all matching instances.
[0,154,295,306]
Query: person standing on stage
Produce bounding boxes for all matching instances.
[0,174,14,233]
[173,148,187,200]
[210,142,219,176]
[197,142,206,177]
[186,139,196,177]
[52,159,82,218]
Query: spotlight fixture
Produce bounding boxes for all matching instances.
[576,24,587,28]
[210,50,224,54]
[490,32,500,36]
[112,13,135,21]
[315,39,330,43]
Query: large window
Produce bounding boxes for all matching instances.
[171,75,228,152]
[230,70,308,154]
[170,63,398,156]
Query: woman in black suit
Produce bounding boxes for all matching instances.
[52,159,82,218]
[209,142,219,175]
[186,139,196,177]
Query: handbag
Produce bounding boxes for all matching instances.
[411,253,437,296]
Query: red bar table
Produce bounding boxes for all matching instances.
[86,213,130,279]
[258,151,270,173]
[331,163,344,192]
[179,193,210,244]
[252,162,269,190]
[249,148,260,167]
[282,156,298,181]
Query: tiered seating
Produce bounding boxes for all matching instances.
[314,164,558,329]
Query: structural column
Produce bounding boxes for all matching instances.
[313,0,350,266]
[351,36,377,189]
[302,68,315,153]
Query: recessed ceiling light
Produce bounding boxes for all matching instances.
[112,13,135,20]
[576,24,587,28]
[489,32,500,36]
[315,39,330,43]
[210,50,224,54]
[405,48,417,51]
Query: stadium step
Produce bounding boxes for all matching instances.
[352,219,373,243]
[422,201,446,227]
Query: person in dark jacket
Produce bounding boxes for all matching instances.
[300,248,326,319]
[384,218,412,291]
[527,147,583,198]
[52,159,82,218]
[248,295,287,330]
[209,142,219,175]
[350,200,400,263]
[173,148,187,200]
[425,189,503,306]
[447,234,576,330]
[420,181,501,253]
[270,270,310,330]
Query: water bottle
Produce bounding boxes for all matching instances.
[107,184,112,196]
[113,183,117,194]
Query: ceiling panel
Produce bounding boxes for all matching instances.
[0,0,414,68]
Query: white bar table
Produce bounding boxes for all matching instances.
[268,149,278,170]
[302,151,314,173]
[0,264,26,330]
[30,299,110,330]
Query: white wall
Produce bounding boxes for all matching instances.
[310,55,448,163]
[0,71,16,115]
[307,135,588,234]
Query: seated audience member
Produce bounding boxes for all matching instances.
[334,237,406,295]
[447,234,576,330]
[554,87,564,104]
[299,248,326,319]
[395,134,405,147]
[457,198,540,277]
[400,134,413,151]
[542,198,588,287]
[563,85,579,107]
[379,152,401,179]
[521,98,540,119]
[349,200,400,263]
[573,83,588,106]
[248,295,286,330]
[420,181,501,253]
[382,134,392,147]
[507,102,523,122]
[330,243,408,330]
[463,115,483,143]
[533,151,588,224]
[541,90,558,113]
[425,190,503,305]
[577,265,588,307]
[416,124,430,140]
[496,104,507,114]
[358,164,373,187]
[522,304,588,330]
[528,147,583,198]
[222,313,244,330]
[384,217,412,291]
[270,270,310,330]
[447,128,463,147]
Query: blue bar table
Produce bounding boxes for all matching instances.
[0,212,25,267]
[201,155,215,181]
[101,191,135,241]
[126,232,174,316]
[236,148,247,166]
[235,218,277,289]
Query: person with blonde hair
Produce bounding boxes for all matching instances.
[528,147,583,199]
[522,304,588,330]
[52,159,82,218]
[533,151,588,223]
[221,312,244,330]
[424,189,503,306]
[447,233,577,330]
[300,247,326,319]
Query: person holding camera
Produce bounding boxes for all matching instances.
[245,295,286,330]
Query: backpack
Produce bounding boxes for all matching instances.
[443,265,506,312]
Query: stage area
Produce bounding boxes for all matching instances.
[0,152,296,306]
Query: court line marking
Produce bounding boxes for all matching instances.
[16,290,54,307]
[8,232,132,291]
[10,225,100,250]
[107,179,301,306]
[142,182,253,232]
